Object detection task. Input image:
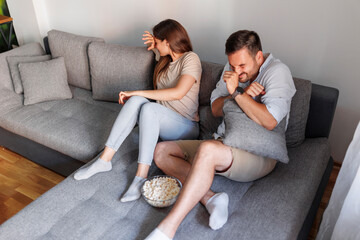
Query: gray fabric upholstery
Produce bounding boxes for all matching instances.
[198,105,222,140]
[19,57,73,105]
[221,138,330,240]
[0,88,23,116]
[48,30,104,90]
[89,42,155,102]
[6,55,51,94]
[285,78,312,147]
[0,137,330,240]
[0,42,45,91]
[199,61,224,106]
[0,86,121,161]
[223,99,289,163]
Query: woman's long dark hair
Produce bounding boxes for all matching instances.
[152,19,193,89]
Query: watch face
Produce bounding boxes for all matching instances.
[237,87,244,94]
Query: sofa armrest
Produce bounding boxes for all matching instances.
[305,83,339,138]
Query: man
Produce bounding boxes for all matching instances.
[145,30,296,240]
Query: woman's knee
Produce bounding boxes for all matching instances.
[126,95,148,107]
[139,102,158,119]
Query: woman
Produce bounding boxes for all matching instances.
[74,19,202,203]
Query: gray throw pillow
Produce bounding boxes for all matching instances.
[89,42,155,102]
[48,30,105,90]
[18,57,73,105]
[222,99,289,164]
[0,42,45,91]
[6,55,52,94]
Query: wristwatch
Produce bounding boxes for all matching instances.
[231,86,245,99]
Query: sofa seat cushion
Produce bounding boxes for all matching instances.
[222,137,330,240]
[0,138,330,240]
[0,86,121,162]
[0,129,252,239]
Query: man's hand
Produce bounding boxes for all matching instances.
[244,81,266,98]
[223,71,239,95]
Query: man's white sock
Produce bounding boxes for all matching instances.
[120,176,146,202]
[145,228,172,240]
[205,192,229,230]
[74,158,112,180]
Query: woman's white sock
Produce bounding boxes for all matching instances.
[205,192,229,230]
[120,176,146,202]
[145,228,172,240]
[73,158,112,180]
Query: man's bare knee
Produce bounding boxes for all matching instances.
[194,141,220,164]
[195,140,231,169]
[154,142,169,167]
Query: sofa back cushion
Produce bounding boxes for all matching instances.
[285,78,312,147]
[199,61,224,106]
[47,30,104,90]
[0,42,45,91]
[89,42,155,102]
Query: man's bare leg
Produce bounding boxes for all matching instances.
[150,140,233,239]
[154,142,216,205]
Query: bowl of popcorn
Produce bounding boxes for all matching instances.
[141,175,182,208]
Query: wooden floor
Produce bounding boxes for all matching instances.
[0,147,65,225]
[0,147,340,239]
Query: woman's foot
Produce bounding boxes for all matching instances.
[120,176,146,202]
[74,158,112,180]
[145,228,172,240]
[205,192,229,230]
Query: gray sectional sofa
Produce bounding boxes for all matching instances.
[0,30,339,239]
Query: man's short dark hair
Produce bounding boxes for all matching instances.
[225,30,262,57]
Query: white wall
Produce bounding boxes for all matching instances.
[7,0,360,162]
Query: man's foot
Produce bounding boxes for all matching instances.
[145,228,172,240]
[74,158,112,180]
[205,192,229,230]
[120,176,146,202]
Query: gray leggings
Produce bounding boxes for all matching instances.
[106,96,199,165]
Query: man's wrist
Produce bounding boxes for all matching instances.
[231,86,245,99]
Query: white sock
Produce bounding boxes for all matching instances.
[205,192,229,230]
[120,176,146,202]
[145,228,172,240]
[74,158,112,180]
